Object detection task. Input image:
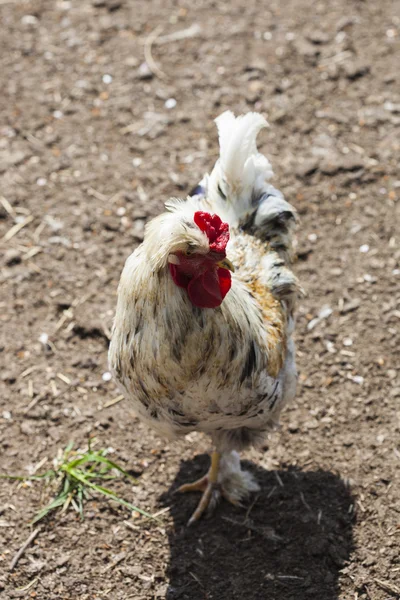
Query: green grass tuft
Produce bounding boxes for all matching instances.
[0,439,153,524]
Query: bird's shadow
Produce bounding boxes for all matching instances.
[160,454,355,600]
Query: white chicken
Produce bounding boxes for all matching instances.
[109,111,301,524]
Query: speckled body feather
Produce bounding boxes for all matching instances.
[109,111,300,454]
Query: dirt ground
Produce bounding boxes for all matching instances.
[0,0,399,598]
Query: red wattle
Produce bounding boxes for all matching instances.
[169,263,191,288]
[187,268,231,309]
[217,267,232,298]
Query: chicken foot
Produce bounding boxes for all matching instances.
[177,450,240,525]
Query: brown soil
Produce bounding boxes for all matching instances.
[0,1,399,599]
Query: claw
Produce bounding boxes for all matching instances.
[176,474,208,494]
[187,482,216,526]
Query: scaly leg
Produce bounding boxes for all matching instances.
[176,450,260,525]
[176,450,221,525]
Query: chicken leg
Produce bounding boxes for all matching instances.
[177,450,241,525]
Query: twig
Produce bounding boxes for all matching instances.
[156,24,201,45]
[151,506,170,518]
[3,215,34,241]
[24,133,44,148]
[87,187,108,202]
[102,551,127,573]
[15,206,31,216]
[124,520,140,531]
[144,25,168,81]
[57,372,71,385]
[319,50,353,68]
[33,221,46,243]
[10,527,41,570]
[102,395,124,409]
[299,491,312,511]
[31,457,48,475]
[16,577,39,592]
[0,196,15,217]
[147,506,170,520]
[22,247,42,261]
[54,308,73,333]
[374,579,400,596]
[189,571,204,587]
[22,391,48,414]
[27,261,41,273]
[244,494,259,521]
[20,365,42,379]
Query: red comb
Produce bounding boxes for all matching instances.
[194,211,230,254]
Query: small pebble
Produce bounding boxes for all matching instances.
[359,244,369,253]
[132,158,142,167]
[102,372,112,382]
[350,223,362,234]
[39,333,49,345]
[308,233,318,242]
[53,110,63,119]
[343,338,353,346]
[165,98,177,109]
[102,74,113,84]
[21,15,38,26]
[37,177,47,186]
[138,62,153,80]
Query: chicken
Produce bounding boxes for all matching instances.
[109,111,301,524]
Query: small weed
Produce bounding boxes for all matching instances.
[0,440,153,523]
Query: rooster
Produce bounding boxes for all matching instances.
[109,111,300,524]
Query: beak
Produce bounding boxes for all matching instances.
[216,257,235,273]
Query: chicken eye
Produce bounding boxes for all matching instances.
[184,247,195,256]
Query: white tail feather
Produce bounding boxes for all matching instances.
[216,111,270,186]
[206,111,274,226]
